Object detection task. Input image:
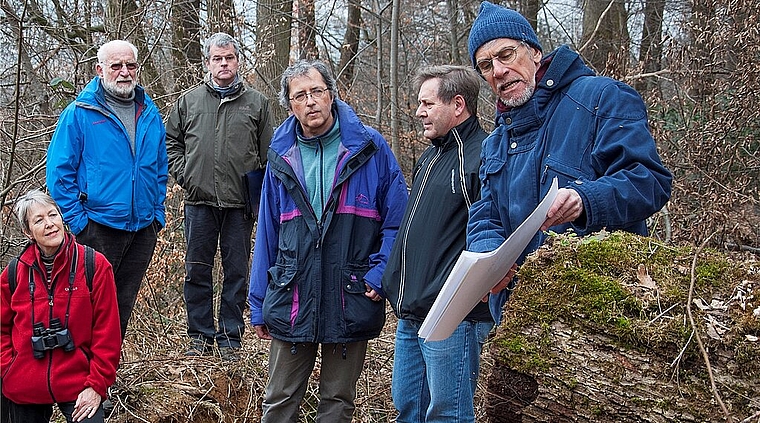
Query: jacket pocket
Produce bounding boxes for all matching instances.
[263,263,300,335]
[542,158,586,187]
[341,264,385,337]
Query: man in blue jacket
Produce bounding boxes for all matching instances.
[46,39,168,341]
[249,59,408,422]
[467,2,672,325]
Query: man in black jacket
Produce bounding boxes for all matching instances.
[382,65,491,422]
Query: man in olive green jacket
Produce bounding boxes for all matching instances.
[165,32,273,360]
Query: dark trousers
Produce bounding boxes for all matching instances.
[76,220,158,340]
[183,205,253,348]
[5,400,104,423]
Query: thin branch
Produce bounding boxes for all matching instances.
[686,233,733,422]
[578,0,616,54]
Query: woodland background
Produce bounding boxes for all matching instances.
[0,0,758,421]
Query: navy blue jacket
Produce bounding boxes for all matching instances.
[249,100,408,343]
[467,46,672,324]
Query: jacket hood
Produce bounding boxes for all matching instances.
[536,45,595,92]
[270,99,373,157]
[495,45,595,126]
[76,76,153,112]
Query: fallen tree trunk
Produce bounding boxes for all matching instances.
[485,231,760,422]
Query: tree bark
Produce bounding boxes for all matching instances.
[580,0,630,74]
[297,0,318,59]
[484,232,760,422]
[208,0,235,36]
[634,0,664,93]
[171,0,202,90]
[338,0,361,98]
[255,0,293,124]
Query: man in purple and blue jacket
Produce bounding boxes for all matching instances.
[248,59,408,422]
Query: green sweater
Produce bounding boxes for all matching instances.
[297,118,341,222]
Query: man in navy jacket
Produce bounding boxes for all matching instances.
[249,59,408,422]
[467,2,672,325]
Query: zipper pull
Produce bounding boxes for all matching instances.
[541,165,549,184]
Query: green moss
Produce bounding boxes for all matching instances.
[491,230,760,381]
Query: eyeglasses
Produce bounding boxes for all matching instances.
[475,43,524,75]
[289,88,328,104]
[107,62,139,72]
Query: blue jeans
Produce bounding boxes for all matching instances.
[392,318,494,423]
[183,205,253,348]
[76,219,159,340]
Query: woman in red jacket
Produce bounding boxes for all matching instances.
[0,189,121,423]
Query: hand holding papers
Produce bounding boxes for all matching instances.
[418,178,559,342]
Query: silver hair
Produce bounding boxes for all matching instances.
[279,59,338,111]
[97,40,139,63]
[203,33,241,60]
[13,189,61,235]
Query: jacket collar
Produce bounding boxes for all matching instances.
[431,114,482,148]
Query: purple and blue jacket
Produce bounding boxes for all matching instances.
[248,99,408,344]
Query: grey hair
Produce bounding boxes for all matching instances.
[13,189,61,235]
[413,65,482,116]
[97,40,139,63]
[279,59,338,111]
[203,33,241,60]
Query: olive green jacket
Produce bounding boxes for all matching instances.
[166,74,274,207]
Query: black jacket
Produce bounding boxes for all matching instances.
[383,115,491,322]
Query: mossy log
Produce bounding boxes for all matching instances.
[485,231,760,422]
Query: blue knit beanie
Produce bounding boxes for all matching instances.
[468,1,543,70]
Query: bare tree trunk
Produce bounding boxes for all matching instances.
[106,0,167,98]
[338,0,361,98]
[446,0,461,64]
[580,0,630,74]
[634,0,665,93]
[374,0,384,128]
[208,0,235,36]
[171,0,202,91]
[519,0,540,33]
[255,0,293,125]
[389,0,400,156]
[297,0,318,59]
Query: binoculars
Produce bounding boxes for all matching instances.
[31,317,75,359]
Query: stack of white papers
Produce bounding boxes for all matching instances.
[418,178,559,341]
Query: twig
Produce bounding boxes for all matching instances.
[686,234,733,422]
[648,302,679,325]
[670,329,693,368]
[737,409,760,423]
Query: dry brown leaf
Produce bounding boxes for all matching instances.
[637,264,658,290]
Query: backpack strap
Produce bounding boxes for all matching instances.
[7,246,95,295]
[83,245,95,293]
[7,258,18,295]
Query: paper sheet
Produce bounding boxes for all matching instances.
[418,178,559,341]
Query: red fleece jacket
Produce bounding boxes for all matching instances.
[1,233,121,404]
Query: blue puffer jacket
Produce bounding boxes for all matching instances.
[249,99,408,344]
[46,77,168,234]
[467,46,672,324]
